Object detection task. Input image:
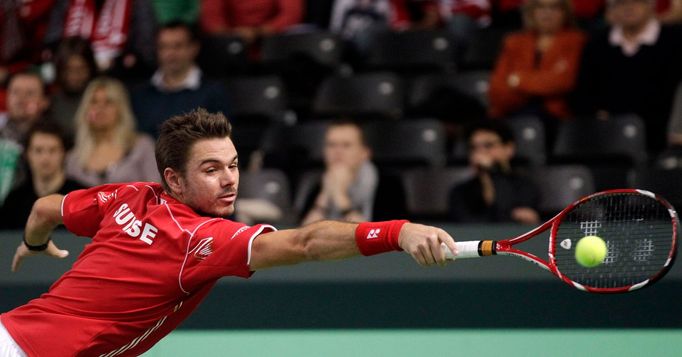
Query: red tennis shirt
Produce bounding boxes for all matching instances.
[0,182,275,356]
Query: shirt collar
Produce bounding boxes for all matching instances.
[609,19,660,56]
[151,66,202,92]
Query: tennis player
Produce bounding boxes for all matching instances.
[0,109,458,356]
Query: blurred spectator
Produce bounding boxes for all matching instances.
[0,71,51,203]
[200,0,304,46]
[666,81,682,145]
[448,120,540,224]
[0,0,55,83]
[659,0,682,23]
[572,0,682,153]
[488,0,585,137]
[438,0,492,53]
[51,37,98,136]
[66,77,159,187]
[0,121,82,229]
[0,72,51,144]
[492,0,606,30]
[44,0,157,72]
[152,0,199,24]
[131,21,230,137]
[300,120,406,224]
[330,0,440,54]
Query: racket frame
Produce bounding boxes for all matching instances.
[447,189,679,293]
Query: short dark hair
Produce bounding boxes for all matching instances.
[327,118,368,147]
[465,120,515,144]
[156,108,232,191]
[7,70,47,96]
[24,120,69,151]
[157,20,199,43]
[54,37,98,88]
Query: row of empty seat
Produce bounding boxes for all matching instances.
[238,165,682,225]
[199,28,504,78]
[222,71,490,121]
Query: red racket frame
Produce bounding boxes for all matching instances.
[490,189,678,293]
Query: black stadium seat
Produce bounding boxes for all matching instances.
[238,169,293,223]
[365,29,456,74]
[552,114,647,190]
[532,165,596,218]
[223,76,289,123]
[262,31,345,68]
[401,166,474,219]
[507,115,546,166]
[628,168,682,209]
[364,119,447,169]
[261,120,331,170]
[198,35,248,77]
[312,72,404,120]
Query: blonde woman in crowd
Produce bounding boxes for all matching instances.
[66,77,160,187]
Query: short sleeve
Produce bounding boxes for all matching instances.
[61,183,126,237]
[182,222,276,285]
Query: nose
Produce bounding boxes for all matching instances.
[220,168,237,187]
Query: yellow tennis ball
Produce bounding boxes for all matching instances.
[575,236,607,268]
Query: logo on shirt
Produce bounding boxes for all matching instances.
[230,226,249,240]
[191,237,214,260]
[98,190,116,203]
[367,228,381,239]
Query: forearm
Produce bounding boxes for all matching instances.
[25,195,64,246]
[299,220,360,261]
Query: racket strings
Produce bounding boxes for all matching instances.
[554,193,674,289]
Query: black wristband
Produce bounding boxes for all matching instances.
[23,235,50,251]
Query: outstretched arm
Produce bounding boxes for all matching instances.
[249,220,458,270]
[12,194,69,272]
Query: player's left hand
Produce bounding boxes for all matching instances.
[398,223,457,266]
[11,240,69,273]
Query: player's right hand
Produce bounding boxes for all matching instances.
[11,240,69,273]
[398,223,457,266]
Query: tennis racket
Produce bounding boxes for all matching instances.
[442,189,678,293]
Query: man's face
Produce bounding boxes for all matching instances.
[323,125,369,170]
[609,0,654,29]
[175,137,239,217]
[62,55,92,94]
[532,0,566,34]
[157,28,199,76]
[27,132,65,180]
[468,130,514,169]
[7,75,49,123]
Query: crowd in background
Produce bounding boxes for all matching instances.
[1,0,682,229]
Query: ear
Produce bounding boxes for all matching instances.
[40,94,50,111]
[164,167,184,197]
[504,142,516,159]
[189,41,200,59]
[361,145,371,161]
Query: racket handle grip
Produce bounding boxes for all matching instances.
[441,241,496,260]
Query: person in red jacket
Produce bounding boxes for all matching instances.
[200,0,304,45]
[488,0,586,138]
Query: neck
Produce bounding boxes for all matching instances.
[33,171,65,197]
[162,67,193,89]
[92,127,117,143]
[10,116,36,133]
[621,21,651,40]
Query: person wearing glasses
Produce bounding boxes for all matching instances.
[448,121,540,224]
